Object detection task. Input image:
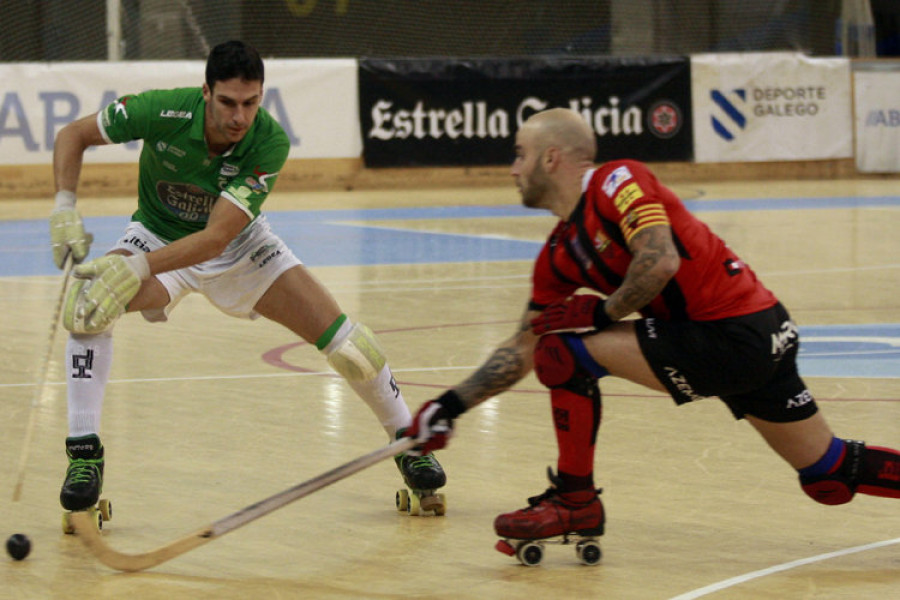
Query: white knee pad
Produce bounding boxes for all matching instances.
[326,323,387,383]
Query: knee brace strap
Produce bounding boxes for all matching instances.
[799,438,865,505]
[534,333,607,393]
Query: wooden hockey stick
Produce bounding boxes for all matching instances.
[12,254,75,502]
[71,437,418,571]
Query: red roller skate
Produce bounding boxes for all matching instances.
[494,469,604,566]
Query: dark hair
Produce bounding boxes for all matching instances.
[205,40,264,90]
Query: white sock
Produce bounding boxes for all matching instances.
[66,331,113,437]
[323,319,411,439]
[346,364,411,439]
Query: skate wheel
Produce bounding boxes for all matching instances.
[98,498,112,522]
[93,508,103,531]
[495,539,516,556]
[516,541,544,567]
[61,512,75,535]
[395,489,409,512]
[419,492,446,515]
[576,540,602,565]
[407,492,421,516]
[431,493,447,516]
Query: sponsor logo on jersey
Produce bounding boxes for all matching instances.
[250,166,276,193]
[613,182,644,212]
[723,258,744,276]
[159,109,192,119]
[568,234,592,269]
[601,165,632,196]
[231,186,253,206]
[220,163,239,177]
[113,96,133,120]
[593,230,610,253]
[156,181,216,222]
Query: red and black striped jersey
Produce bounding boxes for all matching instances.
[530,159,777,321]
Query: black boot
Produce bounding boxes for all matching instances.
[60,434,104,511]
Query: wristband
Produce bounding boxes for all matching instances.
[125,252,151,281]
[436,390,467,418]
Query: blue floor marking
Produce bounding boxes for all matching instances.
[2,196,898,379]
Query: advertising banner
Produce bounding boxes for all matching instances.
[691,53,852,163]
[0,59,360,166]
[359,56,693,167]
[854,68,900,173]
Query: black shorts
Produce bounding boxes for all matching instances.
[635,303,818,422]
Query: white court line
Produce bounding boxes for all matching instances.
[668,537,900,600]
[0,365,476,389]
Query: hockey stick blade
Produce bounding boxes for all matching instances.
[72,437,418,571]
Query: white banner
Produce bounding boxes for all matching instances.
[691,53,852,163]
[854,69,900,173]
[0,59,360,165]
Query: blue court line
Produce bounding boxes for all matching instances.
[2,194,898,276]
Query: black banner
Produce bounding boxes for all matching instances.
[359,56,693,167]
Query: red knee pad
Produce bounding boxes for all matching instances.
[801,480,855,505]
[533,334,578,389]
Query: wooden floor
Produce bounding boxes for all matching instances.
[1,177,898,599]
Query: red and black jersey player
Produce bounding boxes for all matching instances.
[404,107,900,547]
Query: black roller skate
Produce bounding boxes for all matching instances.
[394,429,447,516]
[60,434,112,533]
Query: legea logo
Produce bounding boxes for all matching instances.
[709,89,746,141]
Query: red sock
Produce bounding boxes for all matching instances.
[551,388,601,489]
[858,446,900,499]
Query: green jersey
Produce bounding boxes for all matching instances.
[98,87,290,242]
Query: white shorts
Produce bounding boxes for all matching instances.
[111,216,301,322]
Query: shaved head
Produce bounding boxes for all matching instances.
[512,108,598,217]
[522,108,596,163]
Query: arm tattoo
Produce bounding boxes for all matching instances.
[456,346,527,402]
[606,225,677,319]
[455,315,534,406]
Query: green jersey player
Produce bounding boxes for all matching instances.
[49,41,445,526]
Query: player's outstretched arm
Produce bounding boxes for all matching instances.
[407,308,539,453]
[141,198,250,276]
[454,307,539,407]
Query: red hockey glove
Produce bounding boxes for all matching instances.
[405,391,467,456]
[530,294,613,335]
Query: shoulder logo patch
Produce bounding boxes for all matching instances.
[601,165,633,197]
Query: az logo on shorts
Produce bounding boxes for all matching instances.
[786,389,814,409]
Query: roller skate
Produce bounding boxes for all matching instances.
[394,429,447,516]
[60,434,112,534]
[494,469,604,566]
